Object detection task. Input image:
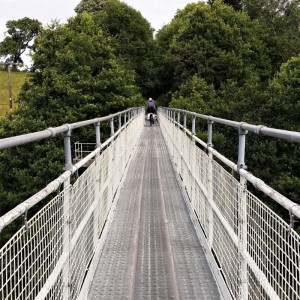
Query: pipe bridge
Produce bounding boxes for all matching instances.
[0,107,300,300]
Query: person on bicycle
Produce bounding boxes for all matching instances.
[146,98,156,114]
[146,98,156,125]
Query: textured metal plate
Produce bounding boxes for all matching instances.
[88,124,221,300]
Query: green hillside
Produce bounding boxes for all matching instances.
[0,70,27,116]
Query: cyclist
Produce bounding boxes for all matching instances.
[146,98,156,125]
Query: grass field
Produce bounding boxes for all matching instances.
[0,70,28,116]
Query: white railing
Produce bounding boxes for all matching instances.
[159,108,300,300]
[1,105,300,300]
[0,108,144,300]
[74,142,96,159]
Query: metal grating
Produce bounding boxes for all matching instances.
[88,123,221,300]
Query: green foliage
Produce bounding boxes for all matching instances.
[75,0,109,13]
[0,12,143,226]
[243,0,300,70]
[155,0,300,218]
[0,17,42,65]
[264,55,300,131]
[156,0,270,98]
[24,12,142,125]
[169,75,217,114]
[209,0,243,11]
[75,0,158,97]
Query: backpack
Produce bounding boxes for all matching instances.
[148,101,154,108]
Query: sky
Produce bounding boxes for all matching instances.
[0,0,202,39]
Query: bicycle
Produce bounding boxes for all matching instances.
[149,113,154,126]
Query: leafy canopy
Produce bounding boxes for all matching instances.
[75,0,158,97]
[0,17,42,65]
[0,12,143,222]
[156,0,270,95]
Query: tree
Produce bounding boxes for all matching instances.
[243,0,300,70]
[0,17,42,65]
[156,0,270,104]
[0,12,143,228]
[25,12,142,124]
[264,55,300,131]
[240,56,300,210]
[75,0,159,97]
[169,75,217,114]
[209,0,243,11]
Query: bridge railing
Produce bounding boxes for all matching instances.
[159,108,300,300]
[0,107,144,300]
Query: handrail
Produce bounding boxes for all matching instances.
[0,107,143,232]
[159,108,300,300]
[0,108,140,150]
[0,109,145,300]
[160,107,300,219]
[164,107,300,142]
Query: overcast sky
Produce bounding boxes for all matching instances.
[0,0,203,40]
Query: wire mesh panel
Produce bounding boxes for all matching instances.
[213,161,239,235]
[0,192,65,300]
[247,191,300,300]
[212,210,240,299]
[70,163,97,237]
[194,145,208,192]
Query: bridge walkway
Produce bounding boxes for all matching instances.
[87,123,222,300]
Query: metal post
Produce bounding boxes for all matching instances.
[95,121,101,149]
[62,125,72,300]
[8,64,12,110]
[207,119,213,148]
[183,113,187,131]
[192,115,196,140]
[207,119,214,249]
[110,118,114,137]
[63,125,73,171]
[119,114,122,130]
[238,125,248,300]
[237,126,248,171]
[177,111,180,125]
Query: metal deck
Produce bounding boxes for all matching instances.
[88,123,221,299]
